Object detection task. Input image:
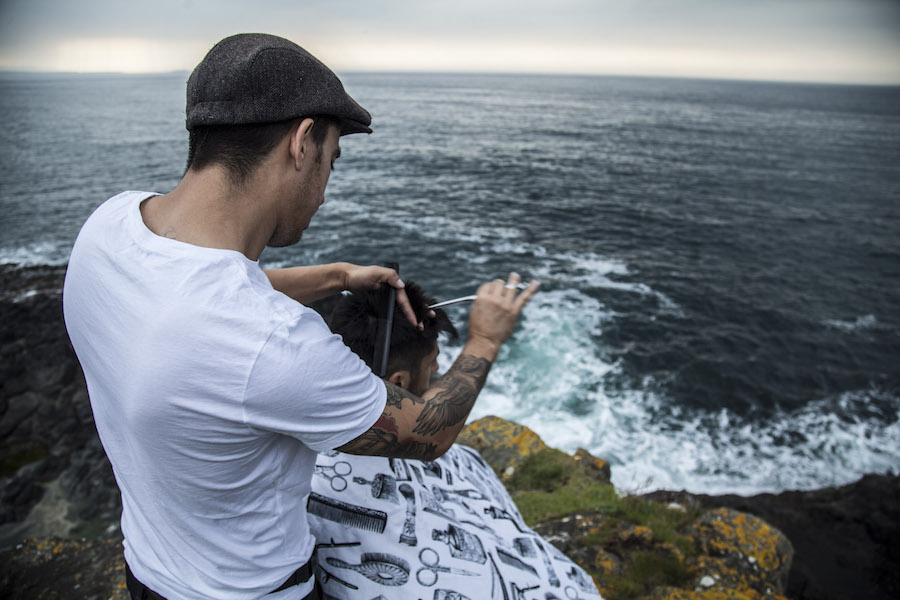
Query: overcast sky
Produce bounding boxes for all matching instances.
[1,0,898,83]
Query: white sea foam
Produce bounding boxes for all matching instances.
[452,241,680,316]
[596,388,900,495]
[443,286,899,495]
[513,250,682,315]
[473,363,900,495]
[824,314,879,332]
[389,213,525,245]
[557,251,681,313]
[0,242,71,267]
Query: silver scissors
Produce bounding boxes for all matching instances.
[427,283,530,310]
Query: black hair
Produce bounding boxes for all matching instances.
[185,115,339,187]
[327,281,458,377]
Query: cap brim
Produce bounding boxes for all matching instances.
[340,119,373,136]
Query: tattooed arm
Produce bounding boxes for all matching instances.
[337,273,538,460]
[337,354,492,459]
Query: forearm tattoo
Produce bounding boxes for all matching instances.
[341,412,439,459]
[412,354,491,437]
[337,354,490,460]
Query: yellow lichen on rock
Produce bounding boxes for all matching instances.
[457,415,548,479]
[641,586,756,600]
[686,508,793,599]
[618,524,655,545]
[685,556,789,600]
[574,448,612,483]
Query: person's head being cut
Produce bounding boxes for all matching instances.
[328,282,458,396]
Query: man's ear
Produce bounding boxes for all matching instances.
[289,118,316,170]
[386,370,412,391]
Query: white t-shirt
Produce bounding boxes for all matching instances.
[63,191,386,600]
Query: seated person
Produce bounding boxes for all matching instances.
[309,282,603,600]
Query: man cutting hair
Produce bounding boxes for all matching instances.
[63,33,537,600]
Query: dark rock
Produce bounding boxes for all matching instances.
[573,447,612,484]
[59,444,119,522]
[456,415,549,480]
[0,393,41,439]
[0,536,129,600]
[0,264,67,302]
[686,507,793,597]
[71,389,93,425]
[645,473,900,600]
[532,512,627,579]
[0,479,45,524]
[0,266,103,543]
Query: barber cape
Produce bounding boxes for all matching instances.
[308,445,603,599]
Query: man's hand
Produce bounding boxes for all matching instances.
[466,272,539,360]
[337,272,539,460]
[265,263,426,328]
[344,265,421,330]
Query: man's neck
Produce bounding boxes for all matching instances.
[140,166,279,261]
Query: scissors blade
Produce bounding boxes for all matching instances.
[427,283,529,310]
[427,295,477,309]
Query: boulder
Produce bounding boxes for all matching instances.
[456,415,548,479]
[685,508,793,599]
[641,587,757,600]
[574,447,612,484]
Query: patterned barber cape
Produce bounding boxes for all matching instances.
[308,445,603,599]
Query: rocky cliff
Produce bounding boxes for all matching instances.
[1,264,897,599]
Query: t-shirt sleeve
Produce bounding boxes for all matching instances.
[241,310,386,451]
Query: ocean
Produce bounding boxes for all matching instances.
[1,71,898,496]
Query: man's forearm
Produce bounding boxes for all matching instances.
[412,354,491,438]
[380,351,493,458]
[338,350,493,460]
[264,263,352,303]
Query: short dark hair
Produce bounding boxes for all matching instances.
[185,115,338,187]
[327,281,458,376]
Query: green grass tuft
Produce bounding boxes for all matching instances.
[513,480,620,525]
[505,447,703,600]
[597,550,692,599]
[506,448,574,492]
[618,495,701,553]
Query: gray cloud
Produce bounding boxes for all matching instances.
[1,0,898,81]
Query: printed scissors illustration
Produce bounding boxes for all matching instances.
[415,547,479,587]
[314,460,352,492]
[545,587,592,600]
[564,585,590,599]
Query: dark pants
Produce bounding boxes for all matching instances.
[125,563,322,600]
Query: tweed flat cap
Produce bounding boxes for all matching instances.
[186,33,371,135]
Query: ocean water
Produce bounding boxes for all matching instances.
[2,71,898,495]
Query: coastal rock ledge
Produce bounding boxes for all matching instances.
[2,416,794,600]
[459,417,794,600]
[1,264,898,599]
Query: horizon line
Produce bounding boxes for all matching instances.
[1,67,899,88]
